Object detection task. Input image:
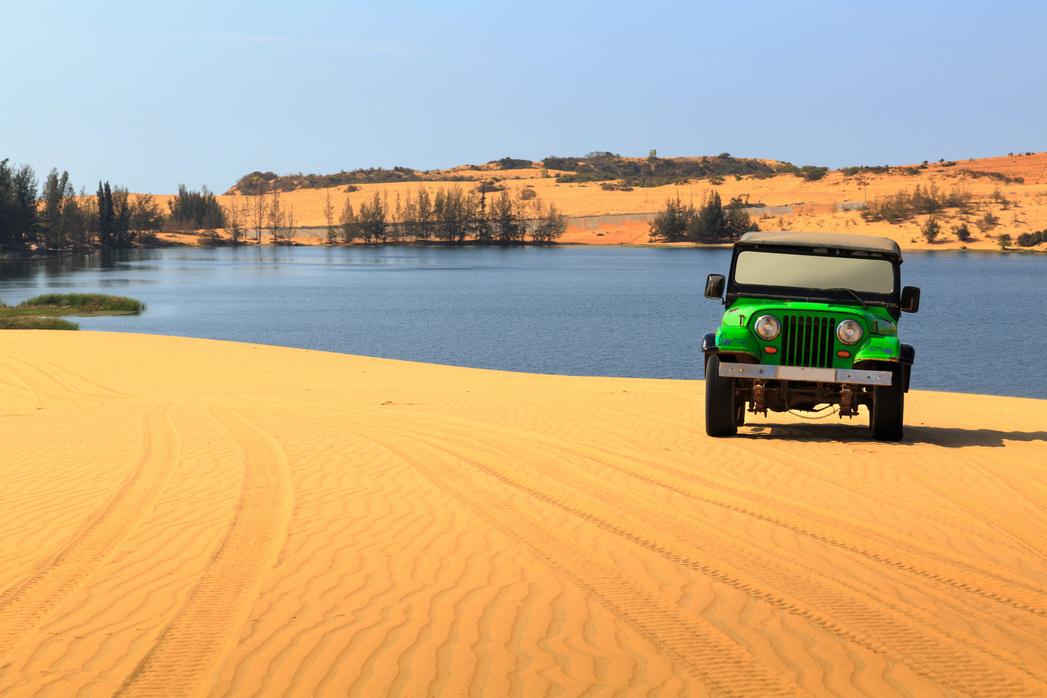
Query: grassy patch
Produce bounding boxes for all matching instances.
[14,293,145,313]
[0,294,143,329]
[0,317,80,330]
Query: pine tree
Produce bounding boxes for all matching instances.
[358,191,386,244]
[323,191,336,243]
[339,198,358,243]
[97,181,114,247]
[691,190,726,242]
[649,196,694,241]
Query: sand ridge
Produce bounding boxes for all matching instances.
[1,332,1047,696]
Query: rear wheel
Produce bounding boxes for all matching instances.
[706,355,738,437]
[870,366,904,441]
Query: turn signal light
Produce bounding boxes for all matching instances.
[837,350,851,358]
[764,347,778,354]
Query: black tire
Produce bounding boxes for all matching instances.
[870,366,904,441]
[706,354,738,437]
[735,399,746,427]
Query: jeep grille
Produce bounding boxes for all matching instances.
[781,315,835,368]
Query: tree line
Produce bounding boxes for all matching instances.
[3,157,564,250]
[1,158,225,252]
[221,185,567,246]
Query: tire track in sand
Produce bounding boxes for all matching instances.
[366,406,1047,615]
[401,427,1047,696]
[116,407,291,698]
[879,447,1047,560]
[0,345,134,407]
[0,404,178,659]
[284,402,1047,695]
[356,422,806,698]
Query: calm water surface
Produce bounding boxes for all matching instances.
[1,247,1043,399]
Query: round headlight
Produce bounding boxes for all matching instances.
[837,319,863,345]
[754,315,780,340]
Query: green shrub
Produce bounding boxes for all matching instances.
[1016,230,1046,247]
[957,169,1024,184]
[922,216,941,243]
[975,212,1000,233]
[493,157,532,170]
[863,185,974,223]
[794,165,828,181]
[475,180,504,193]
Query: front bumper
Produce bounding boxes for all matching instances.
[718,363,892,386]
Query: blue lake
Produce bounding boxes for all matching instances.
[1,246,1043,399]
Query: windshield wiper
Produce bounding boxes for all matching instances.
[820,288,867,308]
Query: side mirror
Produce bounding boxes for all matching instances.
[901,286,920,313]
[705,274,725,300]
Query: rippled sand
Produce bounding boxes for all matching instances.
[1,332,1046,696]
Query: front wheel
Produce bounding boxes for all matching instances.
[706,355,738,437]
[870,366,904,441]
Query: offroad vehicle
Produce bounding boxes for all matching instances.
[702,232,920,441]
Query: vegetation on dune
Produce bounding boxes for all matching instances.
[231,158,535,196]
[859,180,1044,247]
[494,157,533,170]
[954,169,1024,185]
[1016,229,1047,247]
[841,165,893,177]
[232,167,425,196]
[547,152,786,187]
[861,183,975,223]
[921,215,942,243]
[227,153,831,196]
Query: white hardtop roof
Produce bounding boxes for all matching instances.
[737,231,902,256]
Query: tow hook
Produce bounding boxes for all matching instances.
[753,379,767,416]
[840,384,855,417]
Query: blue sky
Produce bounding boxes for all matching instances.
[3,0,1044,194]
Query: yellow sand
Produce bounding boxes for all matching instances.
[2,331,1047,696]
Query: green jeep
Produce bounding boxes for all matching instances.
[702,232,920,441]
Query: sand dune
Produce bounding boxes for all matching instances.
[139,152,1047,251]
[2,332,1047,696]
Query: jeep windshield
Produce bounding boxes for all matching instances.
[731,249,896,300]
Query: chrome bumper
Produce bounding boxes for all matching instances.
[718,363,892,386]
